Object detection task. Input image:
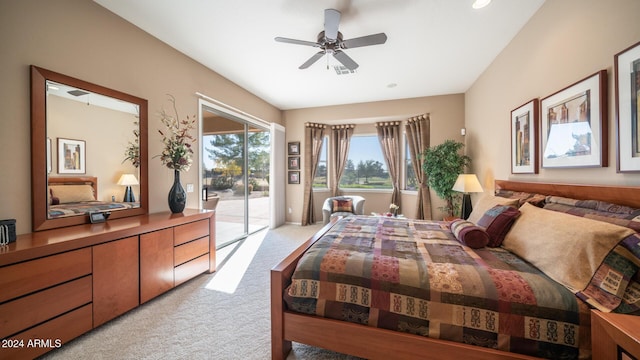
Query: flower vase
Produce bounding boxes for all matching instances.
[168,169,186,213]
[392,209,398,217]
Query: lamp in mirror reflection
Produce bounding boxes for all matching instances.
[117,174,139,202]
[452,174,483,220]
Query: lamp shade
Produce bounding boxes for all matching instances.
[452,174,483,193]
[117,174,139,186]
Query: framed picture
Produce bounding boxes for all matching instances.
[615,41,640,172]
[288,156,300,170]
[288,141,300,155]
[288,171,300,184]
[57,137,86,174]
[511,99,539,174]
[541,70,608,168]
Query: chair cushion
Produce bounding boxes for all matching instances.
[332,198,354,213]
[330,212,355,220]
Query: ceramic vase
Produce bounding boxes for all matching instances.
[168,169,186,213]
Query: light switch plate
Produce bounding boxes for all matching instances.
[186,183,194,193]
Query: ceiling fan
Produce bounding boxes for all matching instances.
[275,8,387,70]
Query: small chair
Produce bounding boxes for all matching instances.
[322,195,365,225]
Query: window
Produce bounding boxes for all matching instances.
[339,135,391,189]
[312,136,328,188]
[405,137,417,191]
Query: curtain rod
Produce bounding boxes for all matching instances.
[195,92,270,127]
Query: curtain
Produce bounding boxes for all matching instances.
[405,114,432,219]
[301,123,326,225]
[329,124,355,197]
[376,121,401,208]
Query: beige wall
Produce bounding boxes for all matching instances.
[466,0,640,193]
[283,94,465,223]
[0,0,281,234]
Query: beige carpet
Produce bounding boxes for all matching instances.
[40,224,361,360]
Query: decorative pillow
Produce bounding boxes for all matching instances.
[332,198,353,213]
[49,184,95,204]
[467,193,519,224]
[495,190,546,208]
[476,205,521,247]
[543,196,640,231]
[450,219,490,249]
[502,203,636,293]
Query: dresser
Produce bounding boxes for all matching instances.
[0,210,215,359]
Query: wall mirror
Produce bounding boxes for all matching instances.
[31,65,148,231]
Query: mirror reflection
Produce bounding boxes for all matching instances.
[31,65,148,231]
[46,81,141,219]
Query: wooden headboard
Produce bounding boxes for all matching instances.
[495,180,640,209]
[48,176,98,198]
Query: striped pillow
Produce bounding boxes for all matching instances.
[450,219,490,249]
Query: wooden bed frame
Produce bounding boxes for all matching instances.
[271,180,640,360]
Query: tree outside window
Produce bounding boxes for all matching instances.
[313,136,328,188]
[339,136,391,189]
[405,138,417,191]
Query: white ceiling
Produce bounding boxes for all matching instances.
[94,0,545,110]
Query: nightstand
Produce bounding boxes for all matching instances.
[591,310,640,359]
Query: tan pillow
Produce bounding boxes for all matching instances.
[502,203,635,292]
[49,185,95,204]
[467,193,519,224]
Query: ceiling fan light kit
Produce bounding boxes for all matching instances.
[472,0,492,9]
[275,8,387,71]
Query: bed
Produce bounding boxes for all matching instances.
[271,180,640,360]
[48,176,139,218]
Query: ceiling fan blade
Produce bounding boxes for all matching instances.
[333,50,358,70]
[342,33,387,49]
[324,9,341,41]
[275,37,320,47]
[299,51,326,69]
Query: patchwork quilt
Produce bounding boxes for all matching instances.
[48,201,140,218]
[285,216,593,359]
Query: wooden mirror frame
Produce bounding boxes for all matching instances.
[30,65,148,231]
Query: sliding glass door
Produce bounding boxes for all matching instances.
[201,105,270,248]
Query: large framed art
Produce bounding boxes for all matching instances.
[511,99,539,174]
[615,41,640,172]
[541,70,608,168]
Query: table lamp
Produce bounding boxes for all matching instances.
[117,174,139,202]
[452,174,483,219]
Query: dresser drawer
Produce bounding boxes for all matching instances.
[0,304,93,360]
[174,254,209,286]
[174,219,209,246]
[0,276,92,339]
[0,248,91,303]
[174,236,209,266]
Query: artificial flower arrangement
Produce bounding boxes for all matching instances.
[388,203,400,216]
[157,95,196,172]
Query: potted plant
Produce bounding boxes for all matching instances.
[422,140,471,217]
